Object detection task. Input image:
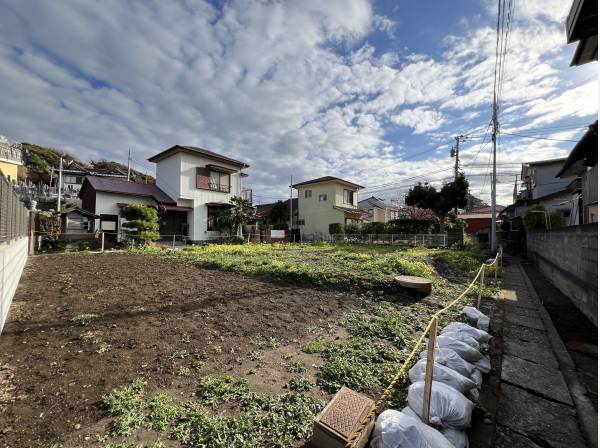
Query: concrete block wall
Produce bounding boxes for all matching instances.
[527,224,598,326]
[0,237,28,333]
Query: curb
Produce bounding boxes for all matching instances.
[518,263,598,448]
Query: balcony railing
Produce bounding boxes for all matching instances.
[209,182,231,193]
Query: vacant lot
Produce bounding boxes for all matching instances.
[0,245,491,448]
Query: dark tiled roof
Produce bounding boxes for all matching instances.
[292,176,363,189]
[148,145,249,168]
[80,176,176,204]
[256,198,298,218]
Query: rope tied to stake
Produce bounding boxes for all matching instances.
[344,248,502,447]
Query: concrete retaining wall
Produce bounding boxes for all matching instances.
[0,237,28,333]
[527,224,597,326]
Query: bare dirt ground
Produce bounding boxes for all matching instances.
[0,253,364,447]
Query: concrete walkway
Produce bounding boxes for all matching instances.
[490,260,591,448]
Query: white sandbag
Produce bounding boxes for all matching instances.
[471,355,491,374]
[407,381,475,429]
[409,359,477,394]
[467,388,479,402]
[470,369,483,388]
[436,336,483,362]
[442,322,492,343]
[441,428,469,448]
[477,316,490,332]
[462,306,486,322]
[419,348,475,378]
[370,409,455,448]
[440,331,480,350]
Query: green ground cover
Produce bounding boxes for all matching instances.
[137,243,489,291]
[97,243,497,447]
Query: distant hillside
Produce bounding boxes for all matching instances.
[21,143,154,185]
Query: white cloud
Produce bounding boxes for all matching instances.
[0,0,596,206]
[391,107,445,134]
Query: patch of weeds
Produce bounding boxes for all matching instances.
[342,301,431,345]
[97,343,112,353]
[284,360,306,374]
[178,367,191,377]
[301,340,325,354]
[288,377,314,392]
[251,336,282,349]
[168,350,189,360]
[103,442,164,448]
[247,350,263,362]
[71,313,99,326]
[281,353,294,361]
[192,360,204,371]
[318,338,403,393]
[146,393,181,431]
[103,376,325,448]
[196,376,249,406]
[102,378,146,436]
[79,331,98,343]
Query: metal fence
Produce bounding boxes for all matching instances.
[303,233,451,247]
[0,175,29,243]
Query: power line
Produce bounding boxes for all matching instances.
[498,132,579,142]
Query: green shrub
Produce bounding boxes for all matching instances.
[120,204,160,244]
[328,223,344,235]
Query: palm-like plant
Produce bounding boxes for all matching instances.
[228,196,255,236]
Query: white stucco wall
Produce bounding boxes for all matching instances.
[0,237,28,334]
[155,152,245,241]
[94,192,156,235]
[531,163,576,199]
[155,152,182,200]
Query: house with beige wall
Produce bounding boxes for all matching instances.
[292,176,365,238]
[358,196,400,223]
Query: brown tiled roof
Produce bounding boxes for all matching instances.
[79,176,176,204]
[292,176,363,189]
[148,145,249,168]
[333,205,367,215]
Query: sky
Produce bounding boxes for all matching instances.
[0,0,597,206]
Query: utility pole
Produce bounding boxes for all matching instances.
[450,135,466,213]
[127,148,132,182]
[289,175,293,231]
[57,156,63,212]
[491,103,498,252]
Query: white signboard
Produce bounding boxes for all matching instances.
[271,230,285,238]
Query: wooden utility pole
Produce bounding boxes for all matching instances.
[127,148,132,182]
[491,103,498,251]
[57,156,63,212]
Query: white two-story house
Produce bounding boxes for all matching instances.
[292,176,365,238]
[148,145,250,241]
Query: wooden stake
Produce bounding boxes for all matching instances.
[101,231,105,253]
[28,211,35,256]
[422,317,437,425]
[477,268,485,309]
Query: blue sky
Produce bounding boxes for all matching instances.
[0,0,596,205]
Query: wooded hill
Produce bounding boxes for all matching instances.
[21,142,154,185]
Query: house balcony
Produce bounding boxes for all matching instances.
[242,189,253,203]
[209,182,231,193]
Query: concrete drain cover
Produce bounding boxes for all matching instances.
[395,275,433,294]
[312,386,375,448]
